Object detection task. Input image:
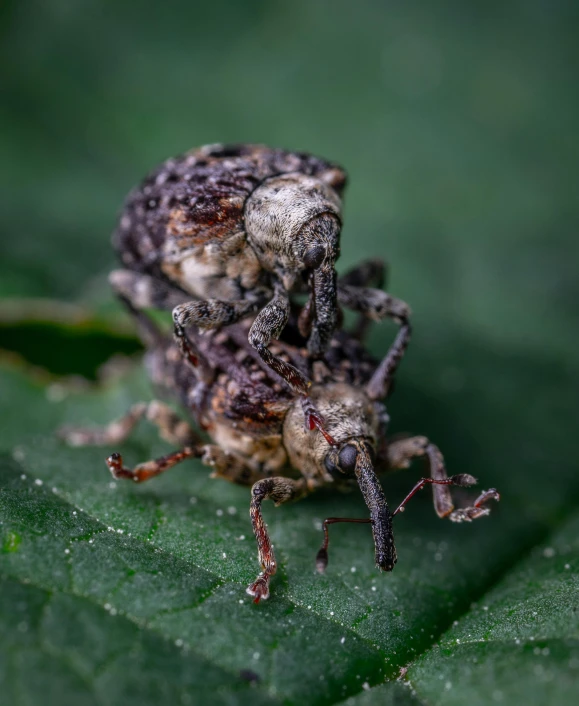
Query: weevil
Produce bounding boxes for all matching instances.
[110,144,410,430]
[59,297,499,603]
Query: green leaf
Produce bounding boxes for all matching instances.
[0,312,577,704]
[408,513,579,705]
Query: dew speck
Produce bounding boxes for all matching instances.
[362,682,370,691]
[350,567,356,573]
[543,547,555,558]
[227,506,237,515]
[445,681,452,691]
[34,479,43,486]
[253,652,260,660]
[330,611,334,616]
[340,637,346,644]
[216,509,224,517]
[189,496,198,505]
[64,548,70,555]
[175,639,184,647]
[565,563,571,570]
[222,552,227,559]
[371,586,377,591]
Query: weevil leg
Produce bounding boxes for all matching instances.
[337,285,410,325]
[338,258,388,340]
[110,269,214,381]
[385,436,500,520]
[58,400,202,448]
[247,477,310,603]
[106,446,203,483]
[365,318,412,400]
[172,298,260,381]
[247,285,335,440]
[248,285,311,396]
[339,258,387,290]
[173,298,260,334]
[315,517,373,574]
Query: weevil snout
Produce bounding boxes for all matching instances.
[352,440,397,571]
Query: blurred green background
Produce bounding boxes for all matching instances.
[1,1,578,704]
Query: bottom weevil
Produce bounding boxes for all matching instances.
[59,309,499,602]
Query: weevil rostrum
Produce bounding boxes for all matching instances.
[60,298,499,603]
[109,144,410,431]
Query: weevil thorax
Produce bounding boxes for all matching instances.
[244,173,342,291]
[282,382,379,481]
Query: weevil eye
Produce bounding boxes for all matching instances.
[338,444,358,474]
[324,453,342,480]
[303,244,325,270]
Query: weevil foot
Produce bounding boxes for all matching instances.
[449,488,500,522]
[247,573,270,603]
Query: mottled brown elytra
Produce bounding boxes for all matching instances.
[110,143,410,432]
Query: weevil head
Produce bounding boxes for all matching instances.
[283,383,397,571]
[245,174,342,355]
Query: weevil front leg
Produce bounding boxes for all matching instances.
[247,284,311,396]
[247,286,331,437]
[110,269,215,381]
[247,477,311,603]
[386,436,500,521]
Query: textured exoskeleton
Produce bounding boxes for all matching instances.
[60,307,498,603]
[110,144,410,418]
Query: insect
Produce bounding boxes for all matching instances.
[59,299,499,603]
[109,143,410,430]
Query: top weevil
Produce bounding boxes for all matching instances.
[110,144,409,426]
